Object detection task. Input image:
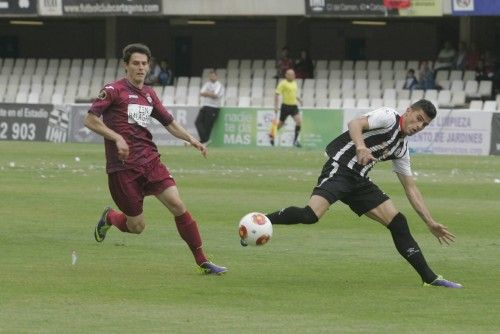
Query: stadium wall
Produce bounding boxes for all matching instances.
[0,103,498,156]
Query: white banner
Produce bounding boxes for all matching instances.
[408,109,492,155]
[38,0,63,16]
[342,108,493,156]
[68,104,199,146]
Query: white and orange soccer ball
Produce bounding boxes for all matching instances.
[238,212,273,247]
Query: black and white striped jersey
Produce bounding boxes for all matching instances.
[325,107,412,178]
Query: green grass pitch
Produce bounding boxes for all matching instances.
[1,141,499,333]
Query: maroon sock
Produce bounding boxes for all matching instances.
[107,209,130,233]
[175,211,207,265]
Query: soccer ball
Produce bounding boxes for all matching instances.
[238,212,273,247]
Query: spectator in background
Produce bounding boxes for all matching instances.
[433,41,456,72]
[417,61,437,90]
[403,69,419,90]
[158,60,173,86]
[276,46,294,78]
[466,43,481,71]
[453,41,468,71]
[294,50,314,79]
[145,57,161,85]
[195,70,224,146]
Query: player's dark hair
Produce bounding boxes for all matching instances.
[411,99,437,119]
[122,43,151,63]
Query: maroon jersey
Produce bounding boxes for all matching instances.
[89,78,174,173]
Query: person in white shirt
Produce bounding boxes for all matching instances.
[434,41,457,71]
[195,70,225,145]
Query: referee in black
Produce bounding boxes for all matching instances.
[266,99,462,288]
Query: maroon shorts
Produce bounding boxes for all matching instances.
[107,158,176,217]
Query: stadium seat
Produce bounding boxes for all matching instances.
[368,70,380,80]
[341,60,354,70]
[252,59,264,70]
[316,69,329,79]
[406,60,419,70]
[397,89,410,100]
[302,95,315,107]
[397,99,411,111]
[478,80,493,98]
[329,88,341,99]
[328,60,341,70]
[468,100,483,110]
[437,90,452,107]
[342,69,354,79]
[383,98,397,108]
[393,60,406,71]
[227,59,239,69]
[27,92,39,103]
[329,69,342,80]
[368,88,382,99]
[354,60,367,71]
[438,80,451,90]
[463,70,475,81]
[329,98,342,109]
[424,89,438,101]
[380,60,392,71]
[51,93,63,104]
[382,79,394,90]
[237,96,250,107]
[187,94,199,106]
[449,70,463,81]
[342,98,356,108]
[315,60,328,70]
[380,70,394,81]
[383,88,396,100]
[451,91,466,107]
[435,70,449,83]
[253,69,265,80]
[356,98,370,108]
[450,80,464,92]
[370,98,384,108]
[240,59,252,69]
[354,70,367,79]
[482,100,496,111]
[394,70,406,81]
[355,89,368,99]
[264,59,275,70]
[367,60,379,70]
[410,89,424,102]
[15,91,28,103]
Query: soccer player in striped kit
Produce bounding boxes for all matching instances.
[266,99,462,288]
[84,43,227,275]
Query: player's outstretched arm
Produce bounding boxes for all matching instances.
[396,172,456,245]
[165,120,207,158]
[84,113,129,160]
[348,117,375,165]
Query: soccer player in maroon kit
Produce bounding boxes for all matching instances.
[84,43,227,275]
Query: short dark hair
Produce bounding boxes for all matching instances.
[411,99,437,119]
[122,43,151,63]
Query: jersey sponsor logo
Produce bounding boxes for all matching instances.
[128,94,139,99]
[127,104,153,127]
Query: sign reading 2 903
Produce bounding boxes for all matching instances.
[0,121,36,140]
[0,104,69,142]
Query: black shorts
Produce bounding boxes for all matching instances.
[311,158,390,216]
[279,104,299,122]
